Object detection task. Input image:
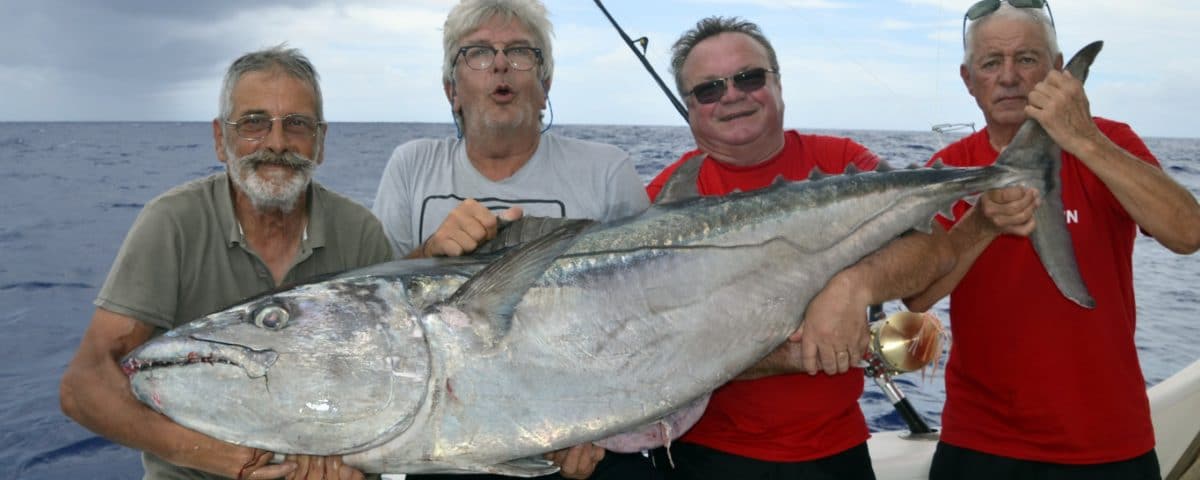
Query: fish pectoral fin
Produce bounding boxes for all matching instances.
[486,457,559,477]
[595,392,712,453]
[444,219,594,340]
[475,216,584,255]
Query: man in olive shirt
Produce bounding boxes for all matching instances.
[59,46,392,480]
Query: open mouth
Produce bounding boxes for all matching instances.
[492,84,515,101]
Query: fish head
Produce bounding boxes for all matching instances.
[123,276,431,454]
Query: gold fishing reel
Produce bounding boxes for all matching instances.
[863,311,947,378]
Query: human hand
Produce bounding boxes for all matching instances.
[543,443,605,479]
[419,199,523,257]
[1024,70,1105,156]
[223,448,294,480]
[791,275,870,375]
[283,455,364,480]
[974,186,1040,238]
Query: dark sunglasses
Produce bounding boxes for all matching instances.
[962,0,1055,48]
[684,67,778,105]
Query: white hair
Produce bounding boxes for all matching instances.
[963,2,1059,66]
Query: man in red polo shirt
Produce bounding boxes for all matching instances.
[905,2,1200,479]
[645,16,957,480]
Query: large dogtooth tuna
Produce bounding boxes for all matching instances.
[122,42,1104,476]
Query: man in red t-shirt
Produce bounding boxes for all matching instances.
[645,17,958,480]
[905,3,1200,480]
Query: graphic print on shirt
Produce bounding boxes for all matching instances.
[417,194,567,242]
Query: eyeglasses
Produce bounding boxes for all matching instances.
[962,0,1055,48]
[684,68,777,105]
[223,113,324,142]
[455,46,544,71]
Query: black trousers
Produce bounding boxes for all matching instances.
[649,442,876,480]
[406,451,662,480]
[929,441,1160,480]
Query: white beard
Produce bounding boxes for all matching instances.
[225,145,316,214]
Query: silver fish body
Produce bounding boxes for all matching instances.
[124,40,1104,478]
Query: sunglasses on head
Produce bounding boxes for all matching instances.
[684,67,778,105]
[962,0,1055,48]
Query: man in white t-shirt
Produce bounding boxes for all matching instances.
[371,1,653,479]
[372,0,648,261]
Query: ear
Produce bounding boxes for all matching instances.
[1053,52,1064,71]
[213,119,229,165]
[444,79,461,113]
[959,64,973,96]
[315,124,327,165]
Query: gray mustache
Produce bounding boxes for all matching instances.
[240,151,314,172]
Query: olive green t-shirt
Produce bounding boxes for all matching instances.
[94,172,393,479]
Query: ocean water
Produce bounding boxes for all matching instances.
[2,122,1198,478]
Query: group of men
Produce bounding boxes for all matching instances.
[58,0,1200,479]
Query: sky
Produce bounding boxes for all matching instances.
[1,0,1197,138]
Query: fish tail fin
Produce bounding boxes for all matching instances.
[994,41,1103,309]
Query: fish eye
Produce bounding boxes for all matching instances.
[253,305,290,330]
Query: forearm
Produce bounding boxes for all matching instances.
[60,311,253,477]
[904,210,996,311]
[61,356,223,467]
[843,228,956,307]
[1074,137,1200,253]
[735,342,802,381]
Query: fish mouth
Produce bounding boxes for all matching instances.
[121,351,239,377]
[122,338,278,379]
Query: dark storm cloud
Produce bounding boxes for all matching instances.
[0,0,327,120]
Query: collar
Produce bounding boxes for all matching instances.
[218,172,327,250]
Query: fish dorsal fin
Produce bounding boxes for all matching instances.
[656,153,705,203]
[445,219,594,342]
[875,162,894,173]
[844,163,861,175]
[930,159,945,169]
[771,174,788,186]
[807,169,826,181]
[906,162,920,170]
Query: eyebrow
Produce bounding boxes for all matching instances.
[235,109,270,117]
[460,38,534,48]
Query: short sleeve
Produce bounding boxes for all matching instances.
[603,151,650,221]
[94,200,182,330]
[372,144,417,257]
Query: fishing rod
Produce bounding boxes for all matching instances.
[592,0,689,123]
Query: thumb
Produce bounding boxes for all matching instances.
[788,325,804,343]
[498,206,524,222]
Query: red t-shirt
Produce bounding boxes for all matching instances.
[930,118,1159,464]
[646,130,880,461]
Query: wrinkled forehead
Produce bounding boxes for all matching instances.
[459,14,536,47]
[682,32,771,81]
[230,68,319,116]
[968,16,1052,59]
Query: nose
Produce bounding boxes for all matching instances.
[718,80,746,104]
[492,50,510,73]
[260,118,289,153]
[997,58,1020,86]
